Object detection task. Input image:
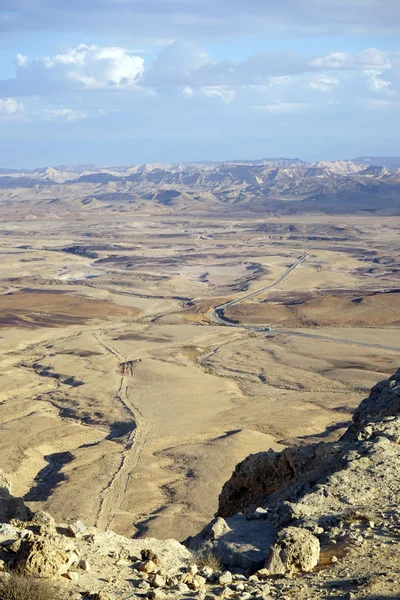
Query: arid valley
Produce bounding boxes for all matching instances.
[0,158,399,549]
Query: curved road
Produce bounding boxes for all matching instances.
[210,252,308,326]
[209,253,400,353]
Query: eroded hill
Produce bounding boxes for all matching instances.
[1,158,400,216]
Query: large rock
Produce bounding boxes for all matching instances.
[264,527,320,576]
[16,537,79,578]
[185,514,275,572]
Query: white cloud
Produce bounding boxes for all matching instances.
[39,108,89,121]
[2,43,400,103]
[252,102,312,113]
[142,41,212,86]
[309,48,394,70]
[14,44,145,92]
[182,86,194,98]
[200,86,236,103]
[0,97,24,115]
[15,53,28,68]
[364,98,398,109]
[364,70,394,95]
[0,42,399,124]
[308,75,340,92]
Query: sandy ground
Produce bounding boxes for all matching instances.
[225,291,400,327]
[0,209,398,541]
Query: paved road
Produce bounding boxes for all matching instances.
[209,253,400,353]
[210,252,309,326]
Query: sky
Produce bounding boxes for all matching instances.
[0,0,399,167]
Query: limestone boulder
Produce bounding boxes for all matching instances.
[16,537,79,578]
[264,527,320,576]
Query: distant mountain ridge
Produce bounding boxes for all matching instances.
[2,157,399,184]
[354,156,400,171]
[1,157,400,215]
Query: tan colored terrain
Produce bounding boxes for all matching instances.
[0,201,398,543]
[0,290,139,328]
[225,290,400,327]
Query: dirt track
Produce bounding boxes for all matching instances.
[93,332,149,532]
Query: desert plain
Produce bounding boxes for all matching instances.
[0,166,399,543]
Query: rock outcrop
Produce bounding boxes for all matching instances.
[187,368,400,582]
[216,441,338,519]
[343,367,400,439]
[218,368,400,519]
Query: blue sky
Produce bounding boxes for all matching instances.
[0,0,399,167]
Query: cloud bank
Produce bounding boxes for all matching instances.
[0,43,398,114]
[2,44,144,96]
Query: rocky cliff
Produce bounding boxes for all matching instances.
[186,369,400,596]
[217,368,400,519]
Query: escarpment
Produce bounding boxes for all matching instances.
[186,368,400,593]
[216,441,339,519]
[217,368,400,519]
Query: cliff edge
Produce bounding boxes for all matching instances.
[186,369,400,597]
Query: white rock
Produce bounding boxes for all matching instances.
[0,524,18,537]
[211,517,232,538]
[152,573,166,588]
[194,575,207,587]
[235,583,245,592]
[253,507,269,519]
[138,581,151,590]
[313,526,324,535]
[140,560,158,574]
[68,521,87,538]
[265,527,320,576]
[219,571,233,585]
[232,574,247,581]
